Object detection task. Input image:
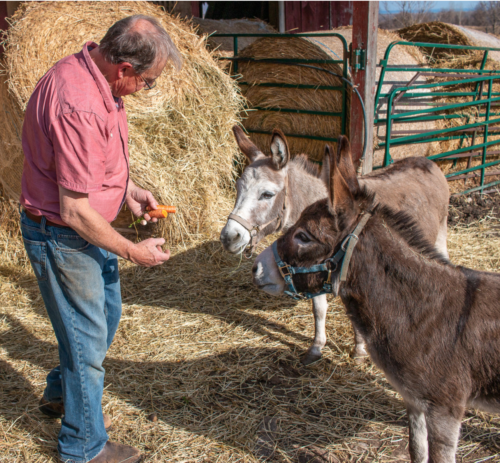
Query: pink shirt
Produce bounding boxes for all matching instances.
[20,42,129,226]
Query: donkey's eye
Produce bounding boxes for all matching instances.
[296,232,311,243]
[260,191,275,200]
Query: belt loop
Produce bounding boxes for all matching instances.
[41,216,47,234]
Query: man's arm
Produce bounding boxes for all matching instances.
[59,186,170,267]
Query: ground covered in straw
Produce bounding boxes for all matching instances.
[1,202,500,462]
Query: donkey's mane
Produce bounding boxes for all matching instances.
[291,154,321,178]
[355,186,450,265]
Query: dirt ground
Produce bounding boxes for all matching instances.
[1,197,500,462]
[448,189,500,227]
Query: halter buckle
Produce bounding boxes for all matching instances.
[278,263,293,279]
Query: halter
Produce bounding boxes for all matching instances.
[229,174,289,258]
[272,212,372,301]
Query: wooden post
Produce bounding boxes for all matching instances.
[350,1,378,174]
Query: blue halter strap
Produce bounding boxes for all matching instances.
[272,212,372,301]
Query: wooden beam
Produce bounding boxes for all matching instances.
[330,2,353,28]
[350,1,378,174]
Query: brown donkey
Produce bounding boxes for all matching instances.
[253,137,500,462]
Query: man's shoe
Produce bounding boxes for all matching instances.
[39,398,112,430]
[88,441,142,463]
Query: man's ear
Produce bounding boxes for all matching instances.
[336,136,360,195]
[232,126,264,163]
[117,62,134,79]
[270,129,290,170]
[328,141,355,214]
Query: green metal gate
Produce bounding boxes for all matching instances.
[213,32,350,145]
[375,41,500,194]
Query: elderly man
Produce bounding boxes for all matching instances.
[20,15,181,463]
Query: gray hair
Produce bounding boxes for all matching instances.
[99,15,182,74]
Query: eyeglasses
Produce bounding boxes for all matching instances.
[140,74,157,91]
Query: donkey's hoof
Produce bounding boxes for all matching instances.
[300,351,322,365]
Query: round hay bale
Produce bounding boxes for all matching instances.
[0,1,244,244]
[239,36,347,162]
[310,26,438,165]
[397,22,500,63]
[0,78,24,200]
[193,18,276,54]
[239,28,436,165]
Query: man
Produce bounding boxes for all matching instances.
[20,15,182,463]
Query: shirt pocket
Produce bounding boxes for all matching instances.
[22,237,48,281]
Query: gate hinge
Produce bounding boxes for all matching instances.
[349,43,366,72]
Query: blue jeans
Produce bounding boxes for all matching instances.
[20,211,122,462]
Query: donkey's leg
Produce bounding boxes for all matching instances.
[434,217,449,259]
[407,404,428,463]
[425,405,463,463]
[301,294,327,365]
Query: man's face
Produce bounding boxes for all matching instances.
[111,61,165,98]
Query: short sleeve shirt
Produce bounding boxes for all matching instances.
[20,42,129,225]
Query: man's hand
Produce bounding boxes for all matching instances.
[126,180,158,223]
[59,186,170,268]
[127,237,171,267]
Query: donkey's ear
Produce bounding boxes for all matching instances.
[270,129,290,170]
[328,142,354,214]
[320,144,332,189]
[336,136,360,195]
[232,125,264,163]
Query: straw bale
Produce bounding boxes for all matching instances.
[0,78,24,200]
[193,18,276,54]
[238,28,437,165]
[0,1,245,244]
[398,22,500,63]
[238,36,347,162]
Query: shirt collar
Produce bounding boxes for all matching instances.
[82,41,120,113]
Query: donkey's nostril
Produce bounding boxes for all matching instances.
[252,263,258,274]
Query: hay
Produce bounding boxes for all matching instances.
[0,1,245,244]
[398,22,500,63]
[237,28,439,165]
[193,18,276,54]
[238,36,347,162]
[1,197,500,461]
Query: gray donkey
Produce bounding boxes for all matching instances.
[221,126,449,365]
[253,136,500,462]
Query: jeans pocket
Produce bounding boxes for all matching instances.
[56,234,91,253]
[23,237,48,281]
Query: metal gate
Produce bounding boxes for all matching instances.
[375,41,500,194]
[213,32,350,146]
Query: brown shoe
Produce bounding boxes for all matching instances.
[88,441,142,463]
[39,398,112,430]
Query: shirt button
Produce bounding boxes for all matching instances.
[110,133,113,137]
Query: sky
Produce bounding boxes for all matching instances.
[381,1,482,14]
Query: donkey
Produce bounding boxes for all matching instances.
[221,126,449,365]
[253,136,500,463]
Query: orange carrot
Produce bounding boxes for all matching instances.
[146,205,176,214]
[147,209,168,219]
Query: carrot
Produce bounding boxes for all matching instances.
[147,209,169,219]
[146,205,176,213]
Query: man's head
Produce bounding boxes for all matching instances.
[98,15,182,97]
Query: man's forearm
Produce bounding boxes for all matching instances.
[60,199,134,260]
